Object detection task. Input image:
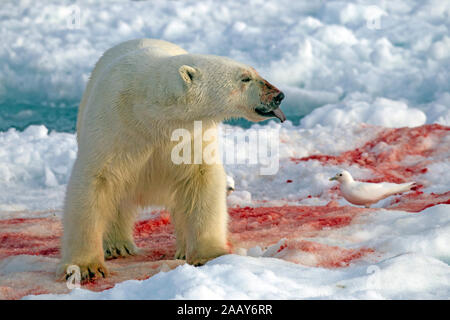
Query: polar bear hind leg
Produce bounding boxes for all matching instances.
[103,201,139,259]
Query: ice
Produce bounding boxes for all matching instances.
[22,204,449,300]
[0,120,447,215]
[301,96,427,129]
[0,0,449,126]
[0,126,76,212]
[27,253,450,300]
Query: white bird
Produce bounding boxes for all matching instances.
[329,170,416,208]
[226,175,235,196]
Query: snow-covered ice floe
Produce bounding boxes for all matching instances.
[0,122,447,299]
[1,0,449,128]
[22,204,450,300]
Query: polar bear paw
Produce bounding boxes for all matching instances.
[104,240,139,260]
[57,261,109,283]
[186,247,228,266]
[174,247,186,260]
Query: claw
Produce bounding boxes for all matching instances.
[104,241,138,259]
[88,268,95,279]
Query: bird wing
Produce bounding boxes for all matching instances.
[377,181,415,196]
[349,182,391,200]
[351,181,414,199]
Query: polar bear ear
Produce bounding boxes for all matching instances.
[179,65,198,85]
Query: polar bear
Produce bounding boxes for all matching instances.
[58,39,285,281]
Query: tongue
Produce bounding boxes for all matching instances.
[272,108,286,123]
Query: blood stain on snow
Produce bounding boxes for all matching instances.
[0,217,61,259]
[288,123,449,213]
[1,126,447,298]
[133,212,176,261]
[1,155,447,299]
[0,203,371,268]
[228,203,366,248]
[386,190,450,212]
[0,192,446,298]
[276,240,374,268]
[130,205,375,268]
[290,124,449,183]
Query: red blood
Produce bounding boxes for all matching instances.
[228,204,366,247]
[386,191,450,212]
[0,232,60,258]
[0,216,61,259]
[291,124,449,183]
[277,244,288,253]
[276,240,374,268]
[0,217,47,225]
[134,213,171,236]
[0,218,28,225]
[133,212,176,261]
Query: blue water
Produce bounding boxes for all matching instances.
[0,103,79,133]
[0,102,303,133]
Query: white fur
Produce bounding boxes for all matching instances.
[58,39,281,279]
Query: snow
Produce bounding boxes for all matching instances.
[1,0,450,127]
[30,253,449,300]
[0,126,75,212]
[26,205,450,300]
[0,0,449,300]
[301,96,427,129]
[0,121,400,212]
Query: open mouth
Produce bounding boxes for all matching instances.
[255,107,286,123]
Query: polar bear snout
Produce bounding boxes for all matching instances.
[255,89,286,123]
[273,92,285,106]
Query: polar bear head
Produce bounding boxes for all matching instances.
[164,54,286,123]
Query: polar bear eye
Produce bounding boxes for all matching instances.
[241,77,251,83]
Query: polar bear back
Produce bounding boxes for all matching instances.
[77,39,188,139]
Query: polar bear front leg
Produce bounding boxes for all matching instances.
[175,164,229,266]
[58,171,113,281]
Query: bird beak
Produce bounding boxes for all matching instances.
[329,176,337,181]
[226,187,235,196]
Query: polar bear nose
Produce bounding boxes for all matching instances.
[273,92,285,105]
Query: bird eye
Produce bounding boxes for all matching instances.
[241,77,251,82]
[339,174,342,176]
